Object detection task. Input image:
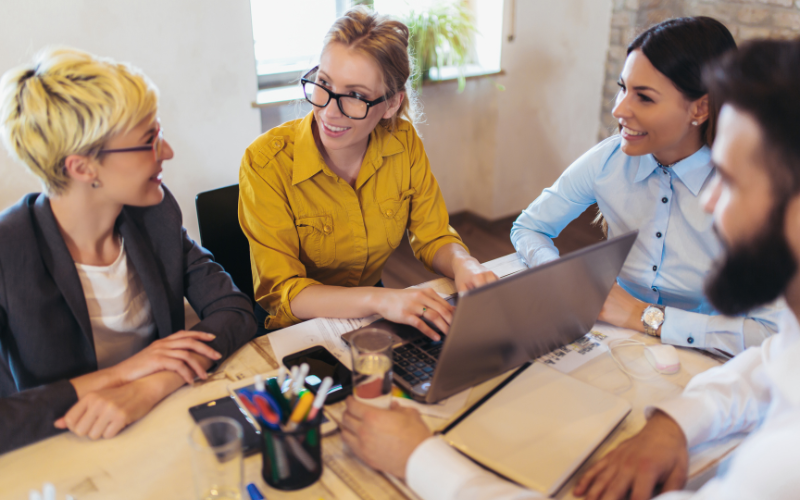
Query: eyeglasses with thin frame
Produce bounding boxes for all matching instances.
[300,66,388,120]
[98,122,164,162]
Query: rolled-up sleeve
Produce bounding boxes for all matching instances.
[405,129,467,272]
[661,298,784,354]
[239,145,321,330]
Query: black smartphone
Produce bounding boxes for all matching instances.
[188,396,261,456]
[283,345,352,404]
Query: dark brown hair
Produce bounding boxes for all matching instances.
[627,16,737,145]
[704,39,800,199]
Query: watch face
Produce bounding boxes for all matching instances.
[643,307,665,328]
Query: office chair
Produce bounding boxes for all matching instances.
[195,184,255,304]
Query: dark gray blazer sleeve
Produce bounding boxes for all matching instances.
[0,379,77,455]
[181,227,256,361]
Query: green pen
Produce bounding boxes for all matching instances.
[267,377,291,418]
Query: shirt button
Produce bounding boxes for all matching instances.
[385,209,394,217]
[272,140,281,149]
[687,337,694,344]
[656,232,662,238]
[323,225,332,234]
[662,197,668,203]
[652,286,657,292]
[653,265,658,271]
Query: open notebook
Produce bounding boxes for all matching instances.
[443,362,630,496]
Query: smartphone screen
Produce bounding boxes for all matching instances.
[283,346,352,404]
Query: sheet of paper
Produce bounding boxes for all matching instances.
[483,252,527,278]
[535,324,635,373]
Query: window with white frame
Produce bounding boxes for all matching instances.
[250,0,504,106]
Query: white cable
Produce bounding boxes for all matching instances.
[608,339,660,381]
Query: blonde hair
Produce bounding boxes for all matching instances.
[323,7,418,132]
[0,47,159,194]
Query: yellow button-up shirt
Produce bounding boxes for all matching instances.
[239,112,467,330]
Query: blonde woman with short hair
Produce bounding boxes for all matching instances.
[0,47,255,453]
[240,8,497,338]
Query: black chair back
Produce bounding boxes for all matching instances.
[195,184,254,304]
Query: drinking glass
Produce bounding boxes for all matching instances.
[350,328,394,408]
[189,416,243,500]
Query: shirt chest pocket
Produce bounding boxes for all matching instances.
[296,215,335,269]
[378,188,415,249]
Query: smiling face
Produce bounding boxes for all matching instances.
[312,41,402,158]
[613,50,707,164]
[94,116,173,207]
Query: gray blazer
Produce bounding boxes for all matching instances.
[0,186,256,453]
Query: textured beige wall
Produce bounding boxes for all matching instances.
[599,0,800,140]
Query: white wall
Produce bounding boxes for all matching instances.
[0,0,262,240]
[259,0,612,221]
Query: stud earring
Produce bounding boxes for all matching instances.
[91,180,102,189]
[691,120,699,126]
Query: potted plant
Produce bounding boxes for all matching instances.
[404,1,477,92]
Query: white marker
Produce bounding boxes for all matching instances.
[42,484,55,500]
[277,365,287,388]
[306,376,333,420]
[293,363,309,396]
[254,374,265,393]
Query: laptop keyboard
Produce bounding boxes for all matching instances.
[393,337,443,387]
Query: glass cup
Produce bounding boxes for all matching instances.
[350,328,394,409]
[189,416,243,500]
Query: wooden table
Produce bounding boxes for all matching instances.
[0,264,740,500]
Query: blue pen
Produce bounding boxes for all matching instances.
[246,483,265,500]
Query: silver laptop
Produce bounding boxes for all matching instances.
[343,231,638,403]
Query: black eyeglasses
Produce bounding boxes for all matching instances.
[98,122,164,162]
[300,66,387,120]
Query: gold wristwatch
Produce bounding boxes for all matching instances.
[641,305,666,337]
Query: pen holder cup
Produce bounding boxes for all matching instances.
[260,414,323,490]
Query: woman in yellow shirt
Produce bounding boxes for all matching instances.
[239,7,496,338]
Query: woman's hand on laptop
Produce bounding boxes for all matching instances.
[574,410,688,500]
[374,288,454,341]
[452,257,498,292]
[341,396,432,479]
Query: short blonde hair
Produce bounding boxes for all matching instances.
[324,7,418,132]
[0,47,159,194]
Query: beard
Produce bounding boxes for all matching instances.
[705,204,797,316]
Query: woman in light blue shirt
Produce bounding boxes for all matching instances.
[511,17,782,355]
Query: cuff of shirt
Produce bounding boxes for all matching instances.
[406,436,481,500]
[414,234,469,275]
[262,277,322,330]
[660,307,710,348]
[645,396,711,449]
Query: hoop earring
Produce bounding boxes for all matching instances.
[91,180,102,189]
[691,120,699,126]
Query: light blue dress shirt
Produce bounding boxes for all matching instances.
[510,135,783,355]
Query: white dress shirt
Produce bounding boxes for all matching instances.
[406,306,800,500]
[510,135,784,354]
[75,240,156,369]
